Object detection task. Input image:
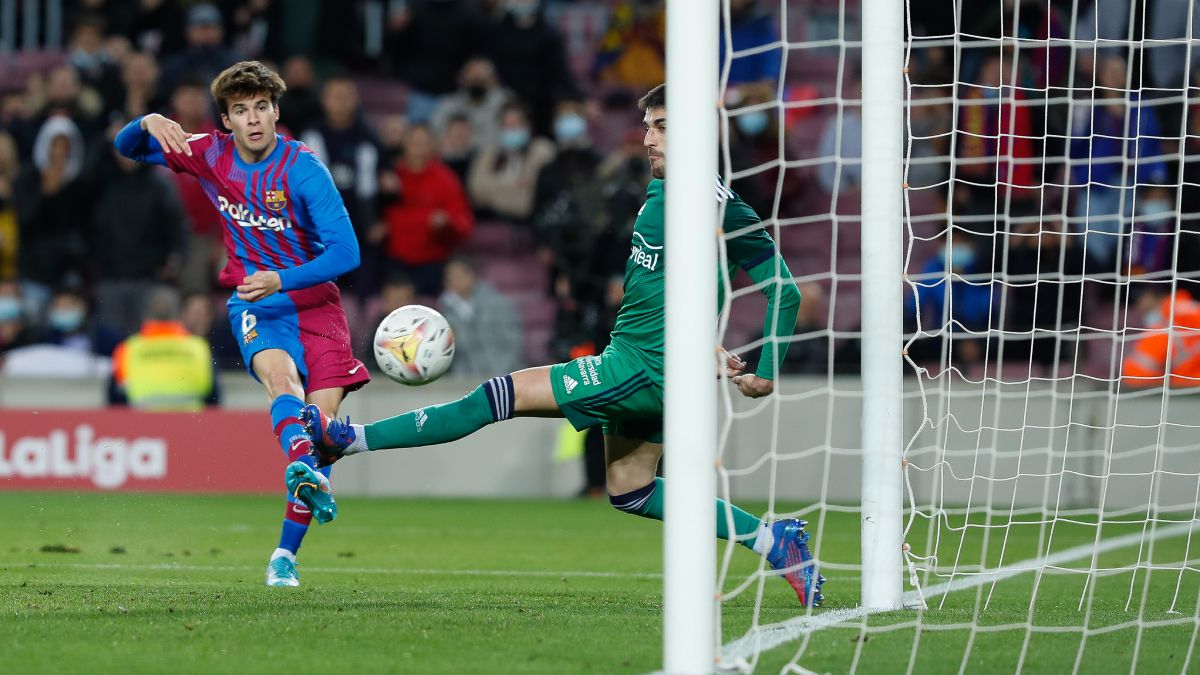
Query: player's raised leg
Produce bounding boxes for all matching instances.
[303,365,558,465]
[605,433,824,607]
[255,349,336,587]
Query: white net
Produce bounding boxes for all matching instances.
[711,0,1200,672]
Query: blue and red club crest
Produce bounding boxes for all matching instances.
[264,189,287,212]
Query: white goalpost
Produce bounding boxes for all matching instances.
[663,0,1200,673]
[858,0,906,614]
[662,1,719,673]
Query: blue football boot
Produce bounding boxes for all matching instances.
[765,519,825,608]
[284,461,337,524]
[266,555,300,587]
[299,404,358,468]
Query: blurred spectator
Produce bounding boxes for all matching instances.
[112,287,216,410]
[1128,185,1177,279]
[35,288,119,356]
[301,75,381,295]
[816,72,862,195]
[1076,0,1200,137]
[166,77,221,295]
[95,0,183,55]
[586,132,650,274]
[87,126,187,336]
[13,116,88,320]
[68,13,124,115]
[907,85,953,210]
[38,64,104,143]
[905,227,994,366]
[278,56,322,135]
[1121,288,1200,389]
[954,53,1038,224]
[720,0,782,93]
[0,133,17,280]
[376,125,474,297]
[1069,55,1168,271]
[1002,219,1086,368]
[468,101,556,223]
[481,0,581,133]
[432,58,512,152]
[117,51,166,120]
[0,280,34,360]
[438,257,523,377]
[592,0,665,92]
[1,88,38,159]
[964,1,1069,90]
[533,101,605,292]
[181,291,240,371]
[376,112,409,166]
[725,84,776,217]
[550,272,622,366]
[385,0,485,122]
[158,4,240,97]
[227,0,275,59]
[439,114,475,182]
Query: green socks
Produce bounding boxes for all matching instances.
[362,375,516,450]
[608,477,764,551]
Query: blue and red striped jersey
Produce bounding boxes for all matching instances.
[115,118,359,291]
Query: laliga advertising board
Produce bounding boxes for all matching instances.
[0,410,281,492]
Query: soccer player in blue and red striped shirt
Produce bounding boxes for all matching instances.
[115,61,369,587]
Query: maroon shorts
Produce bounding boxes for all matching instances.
[229,281,370,394]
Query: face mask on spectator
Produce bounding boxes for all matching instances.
[1139,199,1173,218]
[940,245,975,271]
[500,128,530,150]
[0,297,21,322]
[554,113,588,144]
[736,110,769,137]
[466,83,488,101]
[49,308,85,333]
[507,0,539,19]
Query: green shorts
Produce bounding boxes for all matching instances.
[550,344,664,443]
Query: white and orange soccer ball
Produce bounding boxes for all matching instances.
[373,305,456,385]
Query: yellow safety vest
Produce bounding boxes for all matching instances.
[122,331,214,411]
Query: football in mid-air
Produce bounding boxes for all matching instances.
[373,304,456,385]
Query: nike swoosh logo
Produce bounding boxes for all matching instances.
[348,364,364,375]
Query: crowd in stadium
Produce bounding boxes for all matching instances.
[3,0,1200,385]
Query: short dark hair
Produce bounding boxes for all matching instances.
[638,84,665,112]
[210,60,286,114]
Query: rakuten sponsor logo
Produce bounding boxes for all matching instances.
[0,425,167,489]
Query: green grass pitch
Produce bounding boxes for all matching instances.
[2,492,1197,674]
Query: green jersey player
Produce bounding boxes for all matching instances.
[293,84,824,607]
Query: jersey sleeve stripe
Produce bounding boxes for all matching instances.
[738,245,777,271]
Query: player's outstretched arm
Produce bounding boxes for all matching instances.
[113,114,193,166]
[733,251,801,398]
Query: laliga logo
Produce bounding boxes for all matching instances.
[0,425,167,489]
[217,195,292,232]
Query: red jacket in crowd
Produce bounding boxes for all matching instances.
[383,159,474,265]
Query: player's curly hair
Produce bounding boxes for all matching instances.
[638,84,666,112]
[210,61,287,114]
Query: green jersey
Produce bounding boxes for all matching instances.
[608,178,801,384]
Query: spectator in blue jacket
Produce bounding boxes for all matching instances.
[1069,55,1169,271]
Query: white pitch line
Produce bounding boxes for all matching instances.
[0,560,667,580]
[719,520,1197,667]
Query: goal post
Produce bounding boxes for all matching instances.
[859,0,908,612]
[662,0,719,673]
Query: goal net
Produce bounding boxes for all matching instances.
[707,0,1200,672]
